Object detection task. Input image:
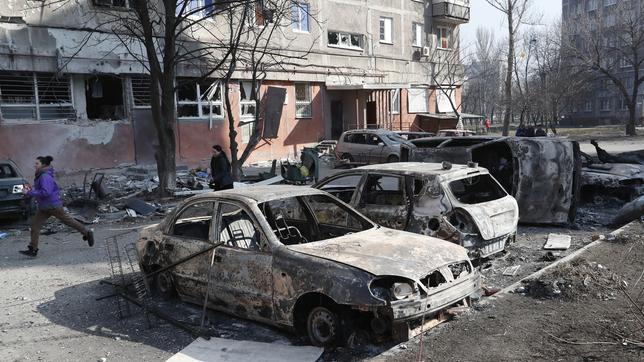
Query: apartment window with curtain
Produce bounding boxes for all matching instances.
[436,27,451,49]
[412,23,423,47]
[295,83,312,118]
[390,89,400,114]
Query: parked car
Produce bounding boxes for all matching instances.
[401,136,582,225]
[0,160,31,219]
[395,131,435,140]
[436,129,475,137]
[136,186,480,346]
[335,129,409,164]
[314,162,519,258]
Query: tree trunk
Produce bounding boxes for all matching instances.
[502,4,514,136]
[224,82,242,180]
[627,103,637,136]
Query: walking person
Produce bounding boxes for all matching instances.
[20,156,94,257]
[209,145,234,191]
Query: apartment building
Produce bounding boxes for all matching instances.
[0,0,469,172]
[562,0,644,126]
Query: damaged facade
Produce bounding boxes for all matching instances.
[0,0,470,174]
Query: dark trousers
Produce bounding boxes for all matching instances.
[30,207,88,249]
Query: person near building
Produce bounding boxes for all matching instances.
[209,145,234,191]
[484,118,491,134]
[20,156,94,257]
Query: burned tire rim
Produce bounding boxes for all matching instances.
[155,271,176,297]
[307,306,338,346]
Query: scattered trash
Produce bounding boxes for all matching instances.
[502,265,521,276]
[591,234,604,241]
[542,251,558,262]
[125,209,137,218]
[483,286,501,296]
[399,344,408,350]
[544,233,571,250]
[514,286,527,294]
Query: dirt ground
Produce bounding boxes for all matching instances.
[378,221,644,362]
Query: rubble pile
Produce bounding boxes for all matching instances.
[520,258,623,301]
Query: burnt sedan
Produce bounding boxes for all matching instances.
[137,186,480,346]
[314,163,519,258]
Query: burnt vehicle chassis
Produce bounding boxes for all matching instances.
[401,137,582,225]
[0,160,32,219]
[137,186,480,346]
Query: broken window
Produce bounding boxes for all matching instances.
[172,201,215,241]
[239,81,257,120]
[218,203,263,251]
[0,163,17,178]
[0,72,74,121]
[93,0,128,8]
[328,30,364,50]
[318,174,362,203]
[449,174,507,204]
[295,83,312,118]
[176,0,214,18]
[306,195,365,230]
[361,175,405,206]
[176,78,223,120]
[85,75,125,120]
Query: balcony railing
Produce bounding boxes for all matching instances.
[433,1,471,23]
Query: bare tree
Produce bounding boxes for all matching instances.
[427,48,467,127]
[485,0,531,135]
[563,1,644,136]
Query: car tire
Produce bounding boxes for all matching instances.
[340,153,354,162]
[154,270,177,298]
[307,306,341,347]
[387,155,399,163]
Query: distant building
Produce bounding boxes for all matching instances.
[562,0,644,127]
[0,0,469,172]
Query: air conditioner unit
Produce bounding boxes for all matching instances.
[422,46,431,57]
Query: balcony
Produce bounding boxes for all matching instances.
[432,1,470,24]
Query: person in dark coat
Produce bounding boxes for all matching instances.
[210,145,234,190]
[535,124,547,137]
[20,156,94,257]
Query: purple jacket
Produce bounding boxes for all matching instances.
[27,167,62,209]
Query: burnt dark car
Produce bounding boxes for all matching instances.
[136,186,479,346]
[0,160,31,219]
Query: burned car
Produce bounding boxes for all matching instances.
[137,186,479,346]
[402,136,581,225]
[0,160,31,219]
[314,163,519,258]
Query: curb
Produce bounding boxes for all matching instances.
[489,220,638,299]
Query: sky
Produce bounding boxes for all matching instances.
[460,0,563,49]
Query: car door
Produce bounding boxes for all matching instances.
[208,201,274,322]
[162,200,216,301]
[357,173,410,230]
[365,133,386,163]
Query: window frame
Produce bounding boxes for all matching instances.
[412,22,423,48]
[176,0,214,19]
[389,88,400,115]
[167,200,216,242]
[0,72,75,122]
[407,87,428,113]
[295,82,313,119]
[176,79,224,121]
[379,17,393,44]
[216,200,270,252]
[436,26,452,50]
[359,173,406,207]
[327,30,365,51]
[291,2,310,33]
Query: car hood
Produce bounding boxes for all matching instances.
[456,195,519,240]
[287,227,469,279]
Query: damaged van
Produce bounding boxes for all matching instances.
[314,162,519,258]
[401,137,582,225]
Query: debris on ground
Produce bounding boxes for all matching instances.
[543,233,571,250]
[521,258,622,301]
[125,198,157,216]
[502,265,521,276]
[612,195,644,227]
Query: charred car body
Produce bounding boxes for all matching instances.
[136,186,480,345]
[402,137,582,225]
[0,160,31,219]
[314,163,519,258]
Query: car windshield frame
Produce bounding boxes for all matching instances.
[0,163,18,179]
[258,194,375,246]
[446,173,508,205]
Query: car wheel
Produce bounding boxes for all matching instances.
[340,153,354,162]
[307,306,340,347]
[154,271,177,298]
[387,155,399,163]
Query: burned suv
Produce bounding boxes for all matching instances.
[0,160,31,219]
[137,186,479,346]
[314,162,519,258]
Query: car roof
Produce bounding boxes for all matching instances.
[188,185,327,204]
[355,162,484,176]
[343,129,393,135]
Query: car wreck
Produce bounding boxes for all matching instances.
[401,137,582,225]
[0,160,31,219]
[136,186,480,346]
[314,162,519,258]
